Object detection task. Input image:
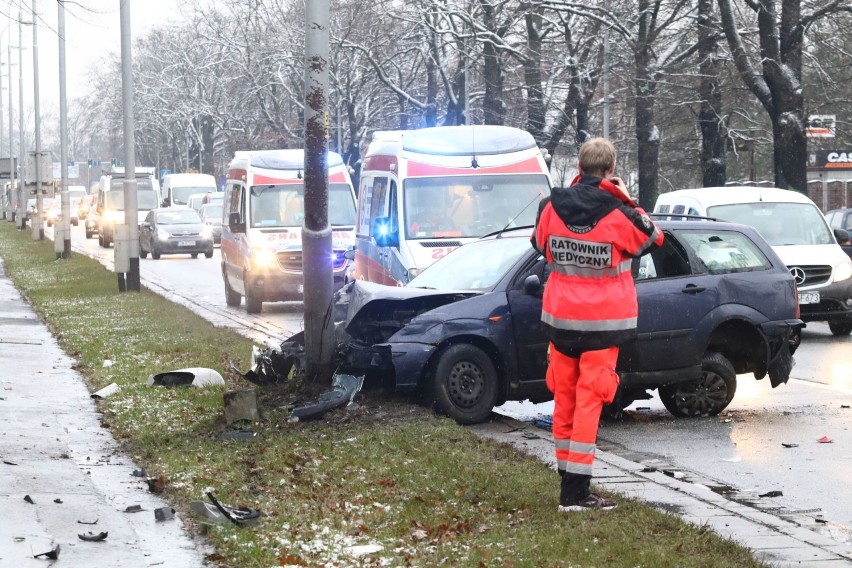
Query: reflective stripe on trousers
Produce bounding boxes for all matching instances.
[548,344,620,476]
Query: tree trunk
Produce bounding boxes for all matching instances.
[201,115,215,176]
[698,0,726,187]
[634,10,659,210]
[480,1,505,125]
[524,6,545,141]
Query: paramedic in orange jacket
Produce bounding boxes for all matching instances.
[533,137,664,511]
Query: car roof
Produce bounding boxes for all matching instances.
[656,186,814,206]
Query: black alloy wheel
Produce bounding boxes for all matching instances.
[658,351,737,418]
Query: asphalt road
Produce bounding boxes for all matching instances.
[61,222,852,544]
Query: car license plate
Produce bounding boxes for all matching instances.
[798,292,820,304]
[298,284,304,294]
[178,240,196,247]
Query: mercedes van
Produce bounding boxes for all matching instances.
[96,167,162,247]
[655,186,852,335]
[161,173,218,208]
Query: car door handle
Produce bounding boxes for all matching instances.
[681,284,706,294]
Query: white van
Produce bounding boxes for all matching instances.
[96,167,162,247]
[161,173,218,207]
[654,186,852,335]
[353,125,552,286]
[221,149,357,313]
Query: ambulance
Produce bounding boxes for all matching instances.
[353,125,552,286]
[221,149,357,314]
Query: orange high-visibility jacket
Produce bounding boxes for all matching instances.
[533,175,664,354]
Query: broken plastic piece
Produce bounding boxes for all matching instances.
[781,443,798,448]
[3,460,18,465]
[815,516,828,524]
[817,436,833,443]
[190,501,227,524]
[24,495,34,504]
[77,519,98,525]
[102,359,113,368]
[759,490,783,497]
[154,507,176,522]
[91,382,120,399]
[841,404,850,409]
[148,367,225,388]
[289,374,364,420]
[33,544,60,559]
[131,468,147,477]
[53,498,62,504]
[641,466,657,473]
[78,531,108,542]
[219,430,258,442]
[124,505,143,513]
[206,491,260,526]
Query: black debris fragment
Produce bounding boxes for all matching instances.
[641,466,657,473]
[78,531,108,542]
[781,443,798,448]
[3,460,18,466]
[33,544,60,559]
[77,519,99,525]
[815,517,828,524]
[24,495,34,504]
[206,492,260,526]
[289,374,364,420]
[146,475,166,493]
[125,505,143,513]
[131,468,147,477]
[154,507,176,522]
[53,498,62,504]
[841,405,850,409]
[759,490,783,498]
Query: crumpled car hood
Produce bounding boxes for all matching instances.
[334,281,480,343]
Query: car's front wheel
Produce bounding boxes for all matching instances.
[659,351,736,418]
[204,250,214,259]
[223,270,241,307]
[244,273,262,314]
[429,343,499,425]
[828,322,852,336]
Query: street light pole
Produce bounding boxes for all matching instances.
[16,10,24,231]
[31,0,43,242]
[58,0,70,257]
[7,16,13,224]
[119,0,139,291]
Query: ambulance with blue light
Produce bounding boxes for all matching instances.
[221,149,357,314]
[353,125,552,286]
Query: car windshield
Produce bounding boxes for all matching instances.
[249,183,356,228]
[105,188,160,210]
[404,174,550,240]
[201,205,223,221]
[407,235,532,291]
[172,186,215,205]
[708,202,833,246]
[156,209,202,224]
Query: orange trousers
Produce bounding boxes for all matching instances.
[547,344,620,476]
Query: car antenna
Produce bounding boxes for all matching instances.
[494,193,542,238]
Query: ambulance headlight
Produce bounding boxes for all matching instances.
[252,249,277,269]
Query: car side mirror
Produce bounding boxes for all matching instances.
[523,274,542,295]
[372,216,399,247]
[141,221,150,228]
[833,228,850,244]
[228,212,246,233]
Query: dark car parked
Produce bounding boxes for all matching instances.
[139,208,214,259]
[825,208,852,259]
[248,221,803,424]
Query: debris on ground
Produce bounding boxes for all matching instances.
[289,373,364,420]
[131,468,147,477]
[23,495,34,504]
[223,389,259,423]
[817,436,833,444]
[91,382,120,399]
[154,507,176,522]
[78,531,108,542]
[781,443,798,448]
[102,359,113,368]
[146,475,166,493]
[53,498,62,504]
[148,367,225,388]
[33,544,60,559]
[77,519,98,525]
[190,500,227,525]
[205,491,260,526]
[759,490,783,498]
[3,460,18,465]
[124,505,143,513]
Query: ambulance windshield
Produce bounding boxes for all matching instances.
[249,183,357,228]
[404,174,549,240]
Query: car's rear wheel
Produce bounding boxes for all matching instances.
[151,248,161,260]
[204,250,213,259]
[244,273,262,314]
[85,227,93,239]
[191,253,199,259]
[429,343,499,425]
[828,322,852,336]
[659,351,736,418]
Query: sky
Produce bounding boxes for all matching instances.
[2,0,186,118]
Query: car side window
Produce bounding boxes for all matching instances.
[676,229,771,274]
[633,235,691,280]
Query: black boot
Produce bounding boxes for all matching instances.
[559,472,591,506]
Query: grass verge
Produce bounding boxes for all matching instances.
[0,223,766,567]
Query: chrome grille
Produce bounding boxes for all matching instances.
[789,265,832,287]
[419,241,462,248]
[277,251,302,272]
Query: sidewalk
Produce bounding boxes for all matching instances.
[0,260,209,567]
[471,417,852,567]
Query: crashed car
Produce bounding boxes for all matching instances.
[247,221,803,424]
